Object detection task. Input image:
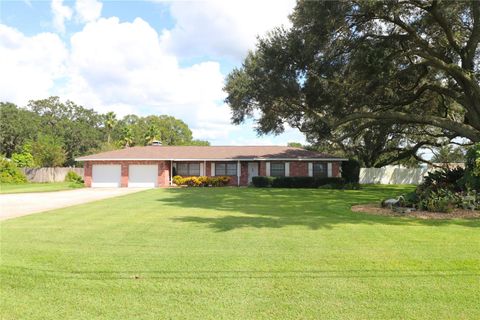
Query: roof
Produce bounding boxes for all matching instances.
[76,146,346,161]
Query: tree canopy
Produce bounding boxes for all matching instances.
[225,0,480,166]
[1,97,210,166]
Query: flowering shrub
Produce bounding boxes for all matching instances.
[172,175,231,187]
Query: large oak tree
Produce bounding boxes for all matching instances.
[225,0,480,165]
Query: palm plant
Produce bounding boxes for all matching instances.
[104,111,117,144]
[121,126,134,147]
[144,125,160,145]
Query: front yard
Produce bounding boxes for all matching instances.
[0,182,83,194]
[1,185,478,319]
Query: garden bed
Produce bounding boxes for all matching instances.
[351,203,480,219]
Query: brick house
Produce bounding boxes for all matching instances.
[76,146,346,187]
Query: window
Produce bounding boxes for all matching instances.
[270,162,285,177]
[313,162,327,177]
[215,162,237,176]
[176,163,201,176]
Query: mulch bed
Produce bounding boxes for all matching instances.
[351,203,480,220]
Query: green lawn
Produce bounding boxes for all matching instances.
[1,185,479,319]
[0,182,83,194]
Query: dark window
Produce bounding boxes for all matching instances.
[270,162,285,177]
[177,163,200,176]
[313,162,327,177]
[215,162,237,176]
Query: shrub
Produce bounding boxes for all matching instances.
[420,167,465,192]
[459,143,480,191]
[172,175,231,187]
[252,176,276,187]
[11,144,35,168]
[418,188,460,213]
[65,171,83,184]
[0,158,27,183]
[253,176,346,188]
[341,159,360,183]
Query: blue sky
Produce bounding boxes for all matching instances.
[0,0,306,146]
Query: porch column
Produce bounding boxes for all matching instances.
[170,160,173,185]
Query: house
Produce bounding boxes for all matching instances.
[75,145,347,187]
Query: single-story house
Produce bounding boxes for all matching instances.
[75,145,347,187]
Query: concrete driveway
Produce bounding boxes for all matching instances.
[0,188,146,221]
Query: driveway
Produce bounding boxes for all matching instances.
[0,188,146,221]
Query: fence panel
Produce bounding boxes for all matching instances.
[359,166,430,185]
[20,167,84,183]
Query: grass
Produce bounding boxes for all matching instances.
[1,185,479,319]
[0,181,83,194]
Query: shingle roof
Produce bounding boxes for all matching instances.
[76,146,345,161]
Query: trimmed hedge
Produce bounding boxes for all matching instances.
[252,176,347,188]
[173,175,231,187]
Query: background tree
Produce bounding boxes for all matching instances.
[104,111,117,145]
[431,145,466,164]
[120,126,134,147]
[187,140,211,146]
[225,0,480,165]
[30,134,66,167]
[287,142,303,148]
[144,124,160,145]
[28,97,104,166]
[1,97,211,165]
[0,102,38,157]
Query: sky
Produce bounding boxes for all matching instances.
[0,0,307,146]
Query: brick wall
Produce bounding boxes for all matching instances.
[290,162,308,176]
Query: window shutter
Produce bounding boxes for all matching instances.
[308,163,313,177]
[327,162,333,177]
[285,162,290,177]
[237,161,241,177]
[266,162,271,176]
[200,163,204,176]
[211,163,215,176]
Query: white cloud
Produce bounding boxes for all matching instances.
[1,3,305,146]
[51,0,73,33]
[0,24,68,105]
[75,0,103,23]
[160,0,295,59]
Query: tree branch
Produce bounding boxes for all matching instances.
[331,111,480,142]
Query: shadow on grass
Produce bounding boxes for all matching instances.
[158,186,479,232]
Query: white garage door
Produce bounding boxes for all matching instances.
[128,165,158,188]
[92,164,122,188]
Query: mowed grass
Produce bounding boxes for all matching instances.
[1,185,479,319]
[0,182,83,194]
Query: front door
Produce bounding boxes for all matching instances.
[248,162,259,183]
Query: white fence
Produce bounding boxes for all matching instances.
[20,167,84,183]
[359,166,430,185]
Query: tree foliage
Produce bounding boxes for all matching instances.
[0,97,210,166]
[225,0,480,165]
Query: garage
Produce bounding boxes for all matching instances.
[128,165,158,188]
[91,164,122,187]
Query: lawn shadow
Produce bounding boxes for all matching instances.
[158,187,480,232]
